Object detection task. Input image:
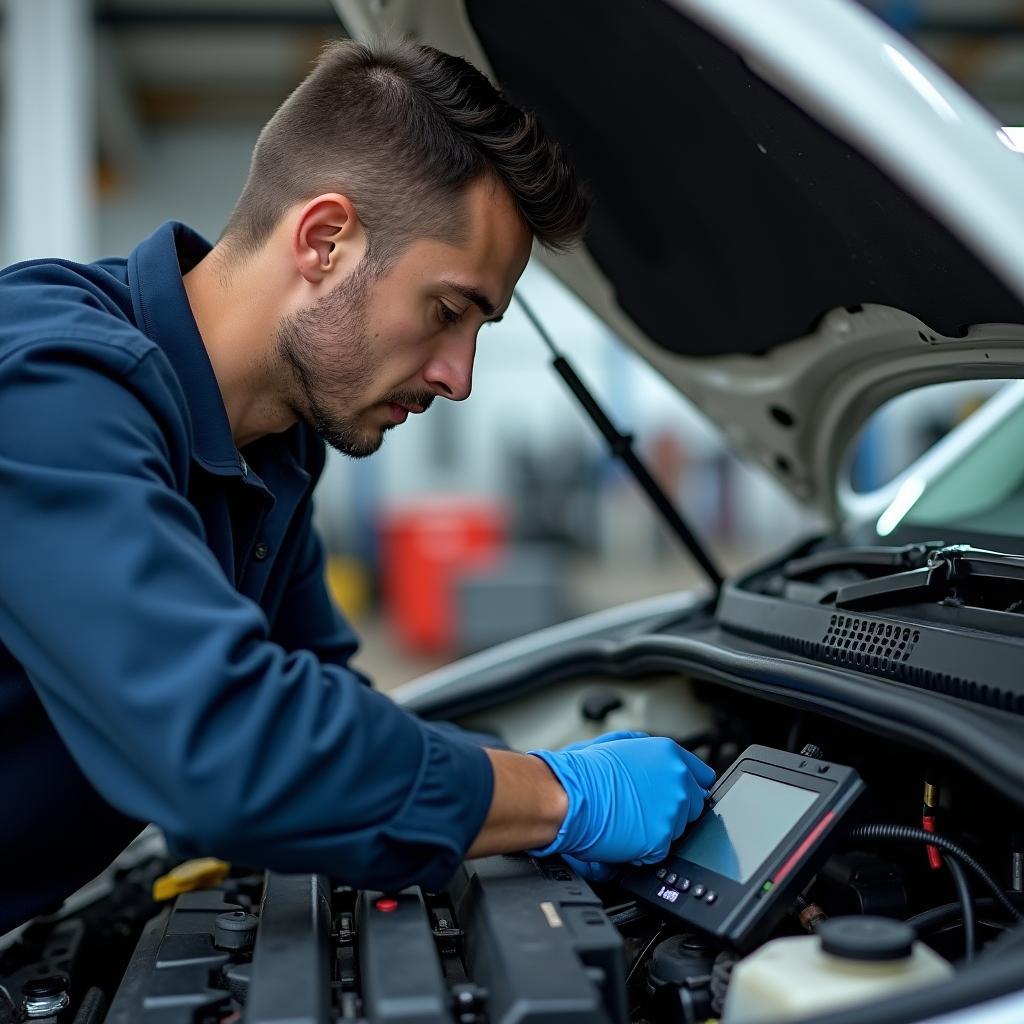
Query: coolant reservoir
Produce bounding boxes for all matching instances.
[722,916,953,1023]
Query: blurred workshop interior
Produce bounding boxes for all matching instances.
[2,0,1019,688]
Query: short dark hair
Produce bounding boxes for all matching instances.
[221,38,589,266]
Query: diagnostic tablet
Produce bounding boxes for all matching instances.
[620,744,863,950]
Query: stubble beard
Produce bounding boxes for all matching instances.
[276,258,388,459]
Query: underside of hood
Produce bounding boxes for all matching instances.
[474,0,1024,358]
[333,0,1024,520]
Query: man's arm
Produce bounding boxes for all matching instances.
[0,337,492,892]
[262,505,573,857]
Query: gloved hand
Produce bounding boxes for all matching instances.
[546,731,662,880]
[558,729,651,751]
[528,734,715,872]
[550,731,650,880]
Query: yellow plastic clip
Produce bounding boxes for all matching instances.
[152,858,231,902]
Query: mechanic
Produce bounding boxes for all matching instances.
[0,40,714,931]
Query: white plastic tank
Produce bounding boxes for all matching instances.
[722,916,953,1023]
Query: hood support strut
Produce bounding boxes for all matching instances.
[515,293,723,591]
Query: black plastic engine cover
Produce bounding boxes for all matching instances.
[104,889,239,1023]
[449,855,627,1024]
[101,857,625,1024]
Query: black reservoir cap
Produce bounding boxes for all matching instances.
[23,975,69,998]
[647,934,716,988]
[819,916,915,962]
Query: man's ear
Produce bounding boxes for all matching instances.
[292,194,365,284]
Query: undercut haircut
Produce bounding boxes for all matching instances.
[221,38,589,268]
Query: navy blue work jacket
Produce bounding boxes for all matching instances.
[0,222,493,931]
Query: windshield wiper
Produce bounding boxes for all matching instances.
[835,545,1024,610]
[514,292,723,591]
[785,541,946,581]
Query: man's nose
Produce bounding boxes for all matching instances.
[424,331,477,402]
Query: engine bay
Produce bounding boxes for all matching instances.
[3,679,1023,1024]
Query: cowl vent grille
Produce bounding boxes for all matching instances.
[822,614,919,668]
[718,558,1024,717]
[767,630,1024,715]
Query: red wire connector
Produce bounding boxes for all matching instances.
[922,781,942,870]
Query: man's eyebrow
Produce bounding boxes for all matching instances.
[443,281,504,322]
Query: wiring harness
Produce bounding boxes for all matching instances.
[850,824,1022,923]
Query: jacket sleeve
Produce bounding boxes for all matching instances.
[0,338,493,890]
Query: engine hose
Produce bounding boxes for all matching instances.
[72,988,108,1024]
[944,855,975,961]
[850,824,1023,922]
[906,892,1024,933]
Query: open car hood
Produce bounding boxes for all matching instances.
[332,0,1024,522]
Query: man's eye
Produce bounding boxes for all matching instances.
[438,302,462,327]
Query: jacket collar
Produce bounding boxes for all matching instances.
[127,221,242,475]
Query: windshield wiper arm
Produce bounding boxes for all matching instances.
[785,541,946,580]
[944,545,1024,584]
[835,545,1024,610]
[515,292,723,591]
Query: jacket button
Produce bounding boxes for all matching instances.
[253,542,270,561]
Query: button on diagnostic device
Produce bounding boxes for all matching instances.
[620,744,863,951]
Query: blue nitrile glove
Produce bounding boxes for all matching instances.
[558,730,651,751]
[560,855,617,883]
[528,735,716,870]
[551,732,655,881]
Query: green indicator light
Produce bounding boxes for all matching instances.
[761,881,774,893]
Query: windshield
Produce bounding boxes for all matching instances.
[856,381,1024,543]
[900,383,1024,537]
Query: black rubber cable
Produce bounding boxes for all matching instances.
[71,988,108,1024]
[944,855,975,961]
[906,892,1024,933]
[850,824,1023,922]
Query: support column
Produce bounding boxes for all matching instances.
[3,0,95,264]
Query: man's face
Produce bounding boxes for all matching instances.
[276,178,532,458]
